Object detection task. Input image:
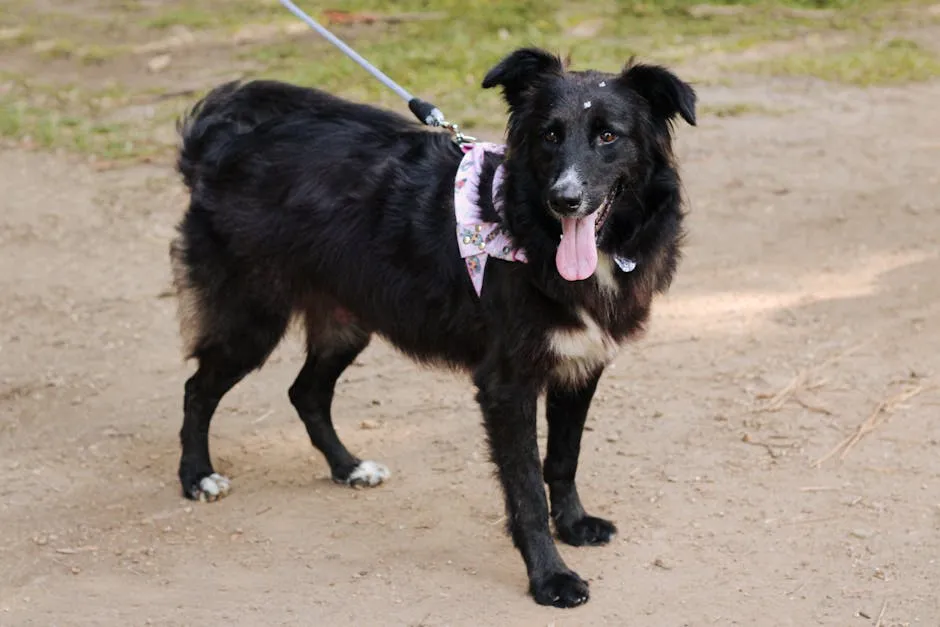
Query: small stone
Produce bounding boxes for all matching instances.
[0,27,24,42]
[359,419,381,430]
[686,4,747,18]
[147,54,172,73]
[32,39,56,53]
[70,566,81,575]
[567,18,604,38]
[850,529,873,539]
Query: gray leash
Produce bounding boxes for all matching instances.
[277,0,475,144]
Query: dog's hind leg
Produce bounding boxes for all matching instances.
[289,303,388,487]
[178,311,289,501]
[544,372,617,547]
[172,228,291,501]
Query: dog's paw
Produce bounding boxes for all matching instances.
[530,571,590,608]
[334,460,390,488]
[183,472,232,502]
[557,515,617,547]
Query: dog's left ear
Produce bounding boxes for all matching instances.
[619,63,697,127]
[482,48,564,109]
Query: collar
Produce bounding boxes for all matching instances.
[455,142,527,297]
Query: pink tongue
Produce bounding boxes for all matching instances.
[556,213,598,281]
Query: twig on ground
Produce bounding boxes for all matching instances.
[754,343,867,413]
[252,409,274,424]
[813,380,936,468]
[875,599,888,627]
[55,546,98,554]
[741,433,782,459]
[795,396,833,415]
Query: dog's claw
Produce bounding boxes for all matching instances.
[531,571,590,608]
[186,473,231,502]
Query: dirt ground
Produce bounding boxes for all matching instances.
[2,12,940,627]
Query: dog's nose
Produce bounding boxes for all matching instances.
[550,189,583,212]
[549,170,584,213]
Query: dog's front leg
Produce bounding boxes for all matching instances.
[545,371,618,546]
[475,370,590,608]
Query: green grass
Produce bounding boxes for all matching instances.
[3,0,938,159]
[699,102,791,117]
[0,79,166,161]
[745,38,940,85]
[0,26,35,50]
[142,0,290,30]
[235,0,938,129]
[32,39,125,65]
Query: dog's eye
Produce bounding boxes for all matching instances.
[543,130,560,144]
[598,131,618,145]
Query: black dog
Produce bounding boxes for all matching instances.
[170,47,695,608]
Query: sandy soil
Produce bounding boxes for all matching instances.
[2,51,940,627]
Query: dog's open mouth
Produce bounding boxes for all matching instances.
[555,180,622,282]
[593,181,621,235]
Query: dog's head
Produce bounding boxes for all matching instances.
[482,47,695,281]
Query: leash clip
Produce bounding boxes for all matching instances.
[407,97,476,145]
[442,120,477,146]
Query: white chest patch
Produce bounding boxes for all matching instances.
[548,309,619,387]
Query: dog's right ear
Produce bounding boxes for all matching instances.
[482,48,563,109]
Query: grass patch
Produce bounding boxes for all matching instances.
[745,38,940,85]
[32,39,125,65]
[0,26,36,50]
[4,0,938,155]
[142,0,289,30]
[699,102,791,117]
[143,8,221,30]
[0,78,166,161]
[235,0,937,129]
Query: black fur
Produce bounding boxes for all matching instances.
[170,47,695,608]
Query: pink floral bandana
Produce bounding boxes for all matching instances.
[454,142,528,296]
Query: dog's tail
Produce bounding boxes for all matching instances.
[177,79,354,190]
[175,81,247,190]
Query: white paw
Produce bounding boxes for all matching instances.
[343,460,390,488]
[197,473,231,502]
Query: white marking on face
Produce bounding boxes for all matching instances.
[549,309,620,387]
[598,81,607,87]
[342,460,390,488]
[583,100,592,109]
[553,167,583,194]
[197,473,231,502]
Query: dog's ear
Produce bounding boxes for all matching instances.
[482,48,564,109]
[619,62,696,127]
